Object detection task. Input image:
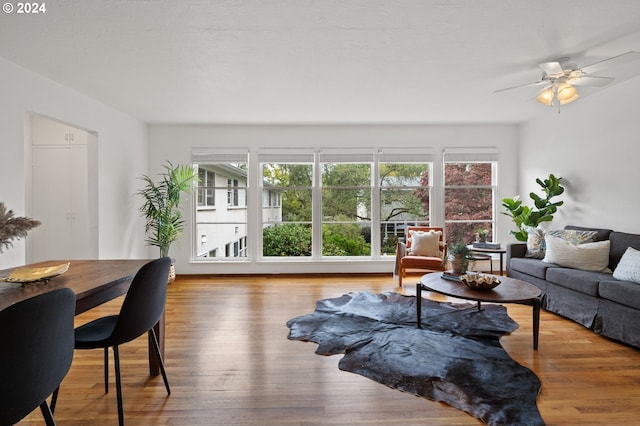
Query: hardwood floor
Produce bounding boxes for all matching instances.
[20,273,640,425]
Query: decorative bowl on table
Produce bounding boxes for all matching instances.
[460,273,501,290]
[0,263,70,284]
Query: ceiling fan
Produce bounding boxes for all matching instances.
[495,51,640,110]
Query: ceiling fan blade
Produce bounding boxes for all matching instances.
[494,80,547,93]
[539,61,564,76]
[572,75,615,87]
[581,51,640,74]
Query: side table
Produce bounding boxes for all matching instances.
[468,246,507,275]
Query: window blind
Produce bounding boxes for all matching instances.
[191,149,249,163]
[379,148,434,163]
[443,147,499,162]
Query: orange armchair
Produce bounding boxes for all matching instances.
[396,226,447,285]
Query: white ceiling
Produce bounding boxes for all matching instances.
[2,0,640,124]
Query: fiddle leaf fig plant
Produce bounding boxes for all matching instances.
[502,173,565,242]
[137,161,198,258]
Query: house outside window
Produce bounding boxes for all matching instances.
[192,151,250,259]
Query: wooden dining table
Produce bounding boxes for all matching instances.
[0,259,164,376]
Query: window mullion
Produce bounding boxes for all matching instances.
[312,155,322,259]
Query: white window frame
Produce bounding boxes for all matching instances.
[190,147,498,264]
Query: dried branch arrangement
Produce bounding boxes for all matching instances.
[0,202,41,253]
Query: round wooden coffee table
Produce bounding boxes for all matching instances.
[417,272,542,350]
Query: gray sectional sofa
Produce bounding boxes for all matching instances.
[507,225,640,348]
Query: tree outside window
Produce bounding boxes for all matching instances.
[379,162,431,254]
[321,161,371,256]
[444,162,495,245]
[262,162,313,257]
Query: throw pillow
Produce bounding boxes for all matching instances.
[542,236,611,272]
[524,226,546,259]
[547,229,597,245]
[409,230,441,257]
[613,247,640,284]
[524,228,597,259]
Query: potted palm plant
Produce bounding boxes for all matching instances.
[137,161,198,281]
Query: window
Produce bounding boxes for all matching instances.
[192,147,497,263]
[260,153,314,257]
[443,149,498,245]
[267,191,280,207]
[227,178,245,207]
[378,151,433,255]
[197,168,215,207]
[320,152,372,257]
[192,150,248,259]
[226,239,245,257]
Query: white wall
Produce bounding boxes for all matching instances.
[519,77,640,234]
[149,123,519,274]
[0,57,149,269]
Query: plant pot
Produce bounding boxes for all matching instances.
[450,255,468,274]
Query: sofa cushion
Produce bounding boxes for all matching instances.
[510,257,555,279]
[599,279,640,310]
[609,231,640,270]
[543,236,611,272]
[613,247,640,284]
[546,267,612,297]
[564,225,613,242]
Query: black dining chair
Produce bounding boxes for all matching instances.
[73,257,171,426]
[0,287,76,426]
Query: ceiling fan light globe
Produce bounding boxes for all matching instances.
[557,82,579,104]
[536,88,555,106]
[559,92,579,105]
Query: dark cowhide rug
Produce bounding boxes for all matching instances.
[286,291,544,426]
